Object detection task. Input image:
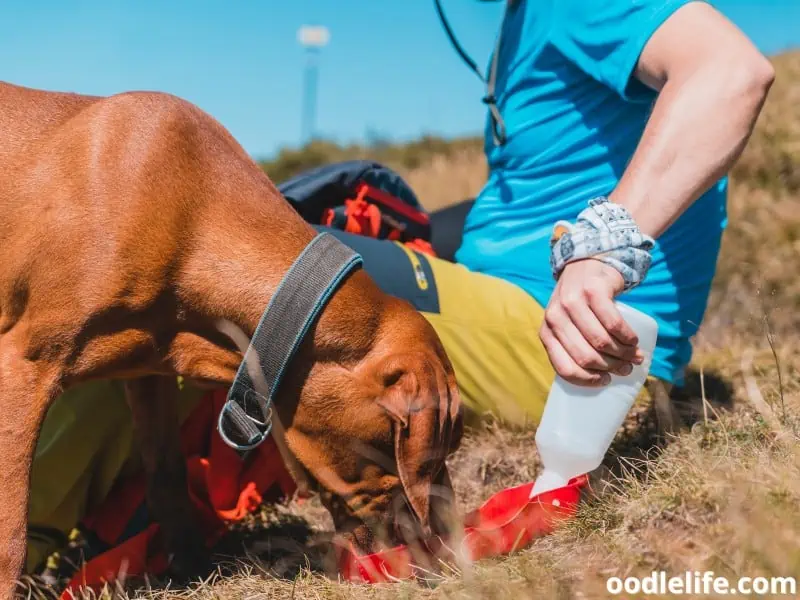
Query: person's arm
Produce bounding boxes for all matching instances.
[540,3,774,387]
[612,3,774,238]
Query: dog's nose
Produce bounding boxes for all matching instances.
[334,501,423,555]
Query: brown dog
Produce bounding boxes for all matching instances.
[0,82,462,598]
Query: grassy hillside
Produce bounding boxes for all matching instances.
[258,135,487,214]
[48,52,800,600]
[705,51,800,344]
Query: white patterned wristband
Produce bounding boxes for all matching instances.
[550,197,655,291]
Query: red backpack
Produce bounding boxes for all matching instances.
[278,160,436,256]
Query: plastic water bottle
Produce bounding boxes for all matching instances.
[530,302,659,498]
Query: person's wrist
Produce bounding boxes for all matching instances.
[561,258,626,293]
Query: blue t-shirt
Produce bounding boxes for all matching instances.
[456,0,727,384]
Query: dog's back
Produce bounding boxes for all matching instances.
[0,83,264,380]
[0,83,97,159]
[0,83,97,264]
[1,85,168,374]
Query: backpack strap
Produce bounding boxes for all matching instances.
[433,0,509,146]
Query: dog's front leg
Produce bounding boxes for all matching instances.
[0,355,60,600]
[124,376,213,582]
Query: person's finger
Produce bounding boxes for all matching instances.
[585,288,643,362]
[546,304,631,373]
[561,293,640,361]
[612,362,634,377]
[540,319,610,386]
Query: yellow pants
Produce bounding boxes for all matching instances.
[416,253,556,427]
[413,252,670,427]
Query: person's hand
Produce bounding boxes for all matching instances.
[540,259,644,387]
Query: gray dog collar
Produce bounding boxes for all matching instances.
[550,197,655,291]
[217,232,363,453]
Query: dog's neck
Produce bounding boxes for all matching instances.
[175,168,384,384]
[174,174,389,495]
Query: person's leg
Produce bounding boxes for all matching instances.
[316,227,554,426]
[420,254,556,425]
[645,378,679,434]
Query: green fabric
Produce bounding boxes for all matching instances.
[27,378,204,572]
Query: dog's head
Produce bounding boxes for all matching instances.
[276,292,463,554]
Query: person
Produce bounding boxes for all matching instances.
[26,0,774,574]
[316,0,774,424]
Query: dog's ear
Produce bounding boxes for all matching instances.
[377,362,457,535]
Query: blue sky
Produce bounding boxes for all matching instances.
[2,1,798,160]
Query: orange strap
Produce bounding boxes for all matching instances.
[342,184,383,238]
[320,184,436,257]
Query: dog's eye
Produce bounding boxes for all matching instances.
[383,370,404,388]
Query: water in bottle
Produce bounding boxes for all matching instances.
[530,302,659,498]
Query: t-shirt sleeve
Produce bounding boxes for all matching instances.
[549,0,706,100]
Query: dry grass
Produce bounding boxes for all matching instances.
[53,360,798,600]
[401,147,487,212]
[35,51,799,600]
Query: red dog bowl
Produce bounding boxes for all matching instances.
[338,475,587,583]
